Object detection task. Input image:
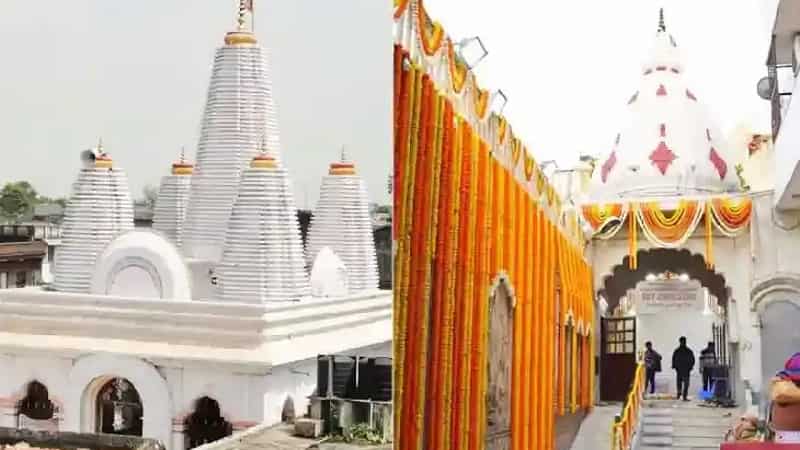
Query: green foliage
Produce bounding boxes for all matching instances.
[0,181,39,222]
[0,181,68,223]
[327,423,384,445]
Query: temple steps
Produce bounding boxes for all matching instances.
[636,400,736,450]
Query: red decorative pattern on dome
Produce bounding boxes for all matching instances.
[644,69,653,75]
[601,151,617,183]
[686,89,696,101]
[650,141,676,175]
[656,84,667,96]
[671,68,681,74]
[627,92,639,105]
[656,66,667,71]
[709,147,727,180]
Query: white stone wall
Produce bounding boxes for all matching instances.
[0,341,390,450]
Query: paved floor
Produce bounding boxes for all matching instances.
[569,403,621,450]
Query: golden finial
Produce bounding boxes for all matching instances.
[330,145,356,175]
[251,135,276,169]
[172,145,194,175]
[97,137,104,154]
[225,0,257,45]
[657,8,666,33]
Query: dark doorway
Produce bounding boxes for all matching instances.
[600,317,637,401]
[184,397,232,449]
[485,281,513,450]
[96,378,143,437]
[17,381,55,421]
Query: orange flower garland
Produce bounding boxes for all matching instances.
[711,197,752,235]
[415,0,445,56]
[637,200,703,247]
[394,4,596,448]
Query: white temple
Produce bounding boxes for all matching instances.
[0,5,390,450]
[152,150,193,248]
[305,154,379,292]
[545,9,800,418]
[181,9,282,263]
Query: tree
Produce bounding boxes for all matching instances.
[0,182,36,222]
[142,185,159,208]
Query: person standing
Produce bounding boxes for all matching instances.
[699,342,717,392]
[671,336,695,401]
[644,341,662,394]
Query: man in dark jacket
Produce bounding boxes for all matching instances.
[672,336,695,401]
[644,341,662,394]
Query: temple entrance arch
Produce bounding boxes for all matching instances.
[95,378,143,436]
[597,248,730,401]
[484,273,515,450]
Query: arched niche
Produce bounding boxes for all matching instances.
[90,230,191,300]
[751,275,800,393]
[95,378,143,436]
[17,380,57,430]
[485,272,515,450]
[64,354,172,449]
[184,396,232,449]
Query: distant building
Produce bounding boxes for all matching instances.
[0,223,59,288]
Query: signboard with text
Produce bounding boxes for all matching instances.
[635,281,704,314]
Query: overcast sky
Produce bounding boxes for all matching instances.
[422,0,780,168]
[0,0,391,207]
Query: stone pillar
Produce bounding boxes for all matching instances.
[171,418,186,450]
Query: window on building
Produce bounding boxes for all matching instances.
[16,271,26,288]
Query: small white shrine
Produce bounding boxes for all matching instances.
[0,5,390,450]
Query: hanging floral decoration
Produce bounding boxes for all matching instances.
[710,197,752,236]
[393,0,595,447]
[636,200,704,248]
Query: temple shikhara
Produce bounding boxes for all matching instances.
[394,0,799,448]
[0,3,389,450]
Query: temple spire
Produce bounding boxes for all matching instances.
[657,8,666,33]
[340,145,349,163]
[180,146,186,164]
[97,137,104,153]
[237,0,254,31]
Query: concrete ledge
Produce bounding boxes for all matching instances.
[0,426,164,450]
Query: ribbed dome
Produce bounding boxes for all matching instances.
[181,28,281,262]
[305,158,378,292]
[215,152,310,303]
[590,11,740,201]
[53,148,134,293]
[152,153,193,248]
